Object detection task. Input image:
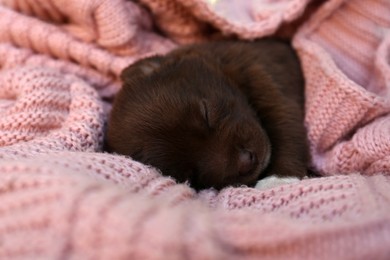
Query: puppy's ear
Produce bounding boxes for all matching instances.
[120,55,164,82]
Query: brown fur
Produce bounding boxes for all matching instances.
[105,39,309,190]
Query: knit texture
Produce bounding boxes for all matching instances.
[0,0,390,259]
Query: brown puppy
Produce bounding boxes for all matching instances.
[105,39,309,190]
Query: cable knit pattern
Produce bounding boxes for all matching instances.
[0,0,390,259]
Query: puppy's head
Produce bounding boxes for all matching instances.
[106,52,271,190]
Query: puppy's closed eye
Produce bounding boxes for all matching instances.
[199,99,233,131]
[200,99,211,129]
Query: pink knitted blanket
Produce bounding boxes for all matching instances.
[0,0,390,259]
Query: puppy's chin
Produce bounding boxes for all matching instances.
[192,160,266,190]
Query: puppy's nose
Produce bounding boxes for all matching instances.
[238,149,256,176]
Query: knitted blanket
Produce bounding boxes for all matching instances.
[0,0,389,259]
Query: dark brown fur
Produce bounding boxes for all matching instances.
[105,39,309,190]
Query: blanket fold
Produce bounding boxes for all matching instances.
[293,0,390,175]
[0,157,389,259]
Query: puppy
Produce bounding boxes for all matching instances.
[105,39,309,190]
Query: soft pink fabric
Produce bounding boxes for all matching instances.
[0,0,390,259]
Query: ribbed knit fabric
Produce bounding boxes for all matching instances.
[0,0,176,97]
[293,0,390,175]
[0,0,390,259]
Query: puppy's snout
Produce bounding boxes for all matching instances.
[238,149,257,176]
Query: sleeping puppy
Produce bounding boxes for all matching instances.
[105,39,309,190]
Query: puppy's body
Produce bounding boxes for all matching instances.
[106,39,308,190]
